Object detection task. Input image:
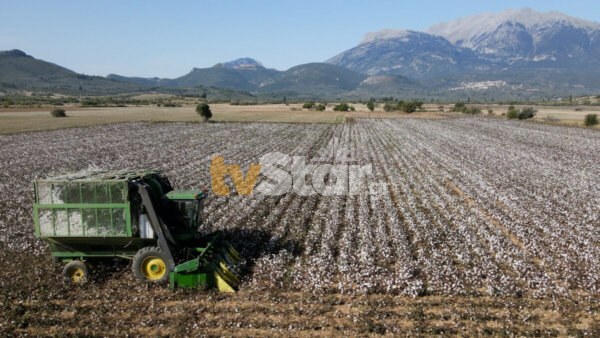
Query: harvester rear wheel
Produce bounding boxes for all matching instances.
[63,260,89,285]
[132,247,170,283]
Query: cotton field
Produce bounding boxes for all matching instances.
[0,117,598,335]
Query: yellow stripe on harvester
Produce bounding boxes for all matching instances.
[215,271,236,293]
[219,261,240,283]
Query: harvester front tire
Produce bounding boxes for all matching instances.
[63,260,89,285]
[132,247,170,283]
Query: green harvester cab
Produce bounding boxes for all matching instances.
[33,169,241,292]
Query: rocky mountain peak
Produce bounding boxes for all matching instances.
[360,29,417,44]
[428,8,600,47]
[0,49,29,58]
[221,57,264,70]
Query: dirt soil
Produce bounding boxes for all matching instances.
[1,253,597,337]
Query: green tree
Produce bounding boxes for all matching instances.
[518,107,536,120]
[366,101,375,112]
[196,103,212,122]
[303,102,315,109]
[401,101,418,113]
[333,103,350,112]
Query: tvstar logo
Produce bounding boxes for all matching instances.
[210,138,387,197]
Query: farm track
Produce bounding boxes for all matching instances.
[0,117,598,335]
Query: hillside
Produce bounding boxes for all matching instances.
[255,63,366,97]
[0,50,144,95]
[327,30,488,79]
[171,63,279,91]
[327,8,600,98]
[111,60,381,99]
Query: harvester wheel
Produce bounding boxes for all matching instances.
[132,247,170,283]
[63,260,89,285]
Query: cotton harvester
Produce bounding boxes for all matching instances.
[32,169,241,292]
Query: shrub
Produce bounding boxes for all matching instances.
[401,101,418,113]
[333,103,350,112]
[50,108,67,117]
[196,103,212,122]
[518,107,536,120]
[463,107,482,115]
[315,103,326,111]
[367,101,375,112]
[302,102,315,109]
[452,102,466,112]
[451,102,480,115]
[382,100,423,113]
[438,105,445,112]
[383,102,396,112]
[584,114,599,127]
[487,109,494,115]
[350,105,355,112]
[506,106,519,119]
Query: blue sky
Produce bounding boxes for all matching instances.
[1,0,599,78]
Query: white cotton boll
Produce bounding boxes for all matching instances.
[0,116,597,304]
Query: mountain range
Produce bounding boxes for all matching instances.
[331,8,600,77]
[2,8,600,100]
[0,49,143,95]
[327,8,600,99]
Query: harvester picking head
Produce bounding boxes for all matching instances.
[169,238,242,293]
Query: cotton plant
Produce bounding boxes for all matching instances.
[0,117,598,298]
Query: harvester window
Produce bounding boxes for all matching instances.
[173,200,200,229]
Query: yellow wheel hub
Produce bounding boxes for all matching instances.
[70,268,85,283]
[142,257,166,280]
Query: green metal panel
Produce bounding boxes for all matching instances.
[33,170,142,238]
[46,236,155,260]
[35,203,130,237]
[33,169,171,263]
[169,270,210,289]
[51,251,138,258]
[169,245,213,289]
[165,190,204,200]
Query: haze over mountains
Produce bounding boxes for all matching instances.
[2,8,600,100]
